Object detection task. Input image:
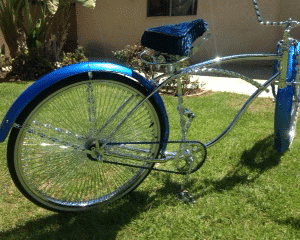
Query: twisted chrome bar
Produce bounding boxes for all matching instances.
[181,54,281,74]
[178,53,280,90]
[252,0,300,27]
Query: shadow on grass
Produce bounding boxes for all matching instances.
[193,134,283,198]
[1,180,183,240]
[1,191,155,240]
[1,134,290,239]
[275,217,300,230]
[189,133,300,231]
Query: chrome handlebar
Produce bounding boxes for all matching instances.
[252,0,300,28]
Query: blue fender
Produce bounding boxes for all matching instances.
[274,43,298,152]
[0,62,169,150]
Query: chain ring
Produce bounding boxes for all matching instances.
[174,142,206,174]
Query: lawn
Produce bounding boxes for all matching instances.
[1,81,300,239]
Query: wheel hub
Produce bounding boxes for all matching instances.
[84,138,103,161]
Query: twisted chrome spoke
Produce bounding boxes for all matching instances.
[95,94,136,137]
[101,97,145,147]
[86,81,96,135]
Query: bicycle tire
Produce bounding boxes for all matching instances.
[7,72,166,212]
[274,42,300,153]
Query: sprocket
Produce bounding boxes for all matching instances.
[173,142,206,174]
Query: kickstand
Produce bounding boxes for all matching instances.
[177,189,195,207]
[176,156,195,206]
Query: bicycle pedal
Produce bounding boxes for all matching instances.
[176,189,195,206]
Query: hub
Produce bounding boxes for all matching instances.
[84,138,103,161]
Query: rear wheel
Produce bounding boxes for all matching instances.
[7,73,164,212]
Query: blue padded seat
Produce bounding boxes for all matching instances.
[141,19,208,56]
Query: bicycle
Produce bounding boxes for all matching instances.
[0,0,299,212]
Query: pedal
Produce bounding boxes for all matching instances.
[183,108,195,119]
[176,189,195,206]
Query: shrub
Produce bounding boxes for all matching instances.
[10,52,54,80]
[113,44,201,95]
[57,46,87,67]
[113,44,157,80]
[0,0,94,80]
[9,46,87,80]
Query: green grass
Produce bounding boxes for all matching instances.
[1,82,300,239]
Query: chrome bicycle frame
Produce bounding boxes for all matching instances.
[100,0,300,165]
[145,53,282,149]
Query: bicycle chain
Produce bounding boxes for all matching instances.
[101,156,187,175]
[12,122,206,175]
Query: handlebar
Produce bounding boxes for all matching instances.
[252,0,300,27]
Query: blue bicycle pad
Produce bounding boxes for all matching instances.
[141,19,208,56]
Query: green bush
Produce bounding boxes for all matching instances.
[58,46,88,67]
[113,44,201,95]
[113,44,157,80]
[9,46,88,80]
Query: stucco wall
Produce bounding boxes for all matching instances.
[76,0,300,64]
[76,0,300,65]
[1,1,299,65]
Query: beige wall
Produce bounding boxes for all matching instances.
[76,0,300,64]
[76,0,300,65]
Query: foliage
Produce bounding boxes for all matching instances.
[0,0,95,58]
[0,44,11,72]
[0,0,95,80]
[160,59,202,95]
[10,51,54,80]
[57,46,87,67]
[113,44,201,95]
[113,44,158,80]
[9,46,87,80]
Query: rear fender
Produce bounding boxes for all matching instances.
[0,62,169,150]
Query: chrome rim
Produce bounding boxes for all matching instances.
[14,80,161,209]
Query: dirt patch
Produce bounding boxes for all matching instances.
[0,71,22,83]
[227,94,273,112]
[186,90,213,97]
[248,97,273,112]
[159,88,212,97]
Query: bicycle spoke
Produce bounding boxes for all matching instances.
[86,81,96,135]
[95,94,136,136]
[8,78,163,212]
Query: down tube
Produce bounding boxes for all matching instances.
[204,72,280,148]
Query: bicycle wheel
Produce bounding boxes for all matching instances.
[7,72,165,212]
[274,43,300,153]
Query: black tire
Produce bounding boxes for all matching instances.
[7,72,165,212]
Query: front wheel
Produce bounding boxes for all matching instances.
[274,43,300,153]
[7,73,165,212]
[274,86,299,152]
